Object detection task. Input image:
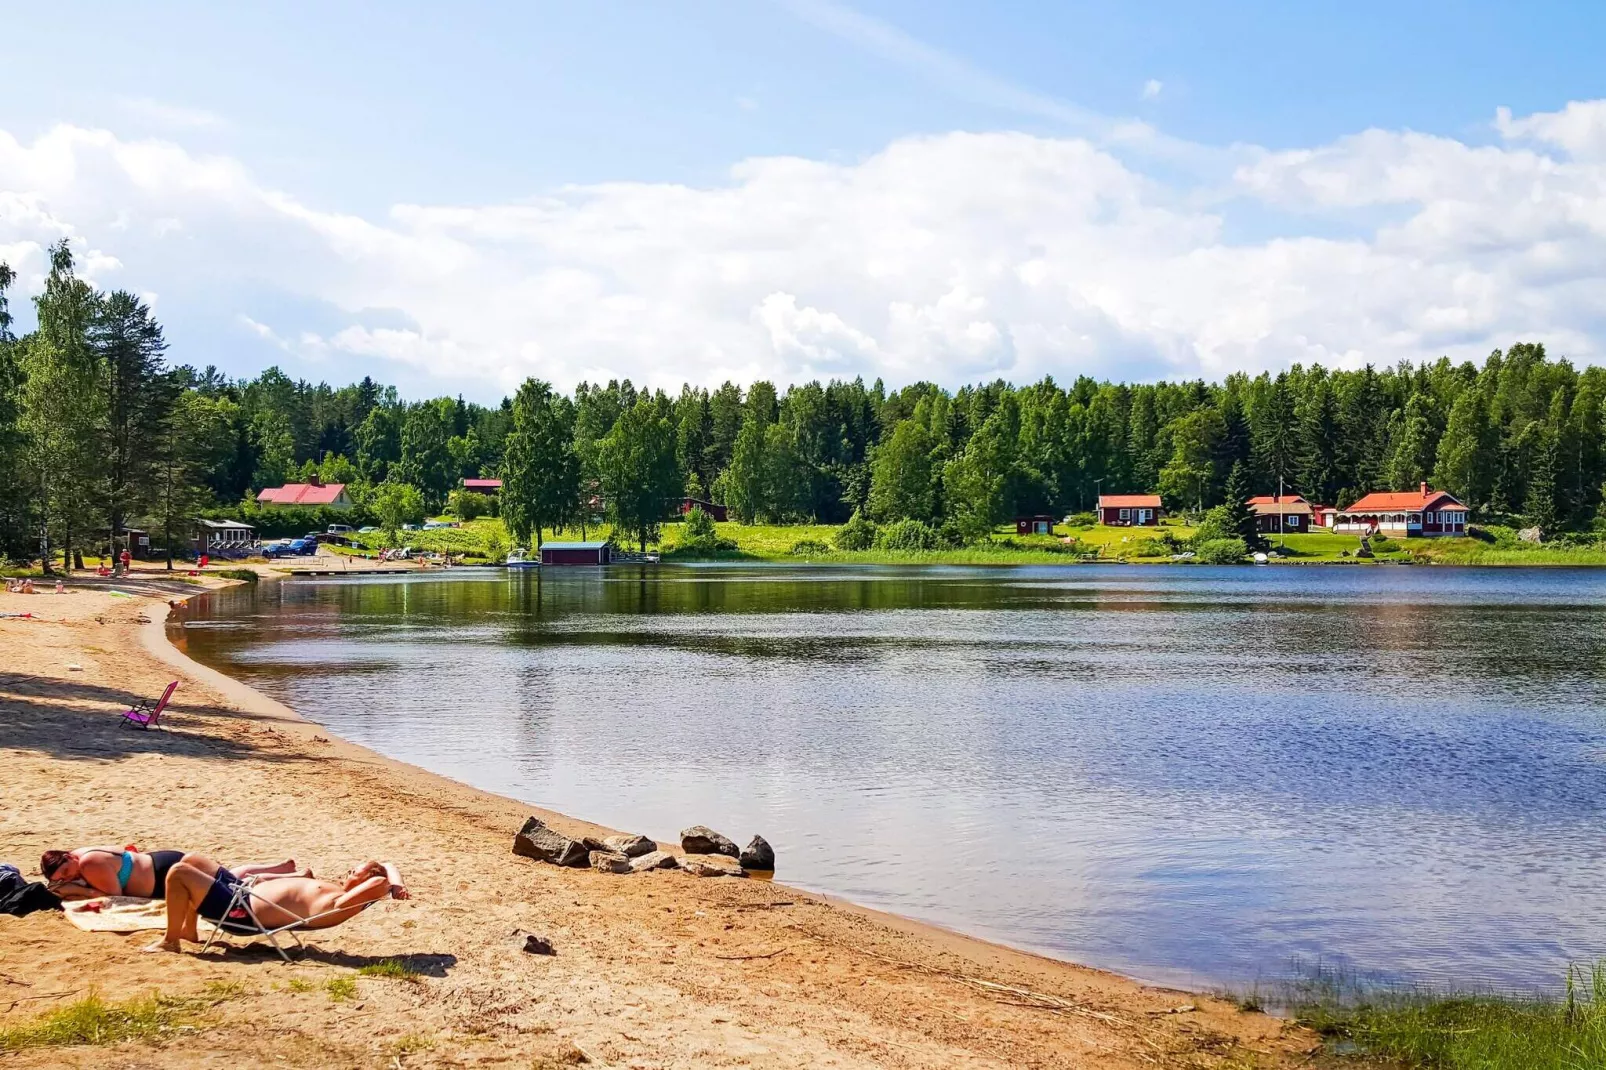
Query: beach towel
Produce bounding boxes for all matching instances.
[63,896,219,935]
[0,864,61,916]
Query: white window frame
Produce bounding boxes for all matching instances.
[1119,508,1130,521]
[1287,515,1300,528]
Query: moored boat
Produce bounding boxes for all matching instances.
[505,548,539,568]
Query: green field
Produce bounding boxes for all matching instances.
[288,515,1606,568]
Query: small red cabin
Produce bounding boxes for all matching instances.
[462,478,502,495]
[539,540,612,566]
[1097,494,1162,526]
[1015,515,1056,535]
[679,498,728,522]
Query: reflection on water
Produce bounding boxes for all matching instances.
[177,564,1606,990]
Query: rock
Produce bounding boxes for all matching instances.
[603,834,657,858]
[589,850,633,874]
[580,836,610,853]
[522,933,555,955]
[680,825,739,857]
[681,855,746,878]
[1519,526,1544,544]
[513,817,589,867]
[628,850,679,873]
[739,835,775,871]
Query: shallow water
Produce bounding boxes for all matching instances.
[177,564,1606,991]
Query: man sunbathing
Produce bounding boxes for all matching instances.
[145,852,408,953]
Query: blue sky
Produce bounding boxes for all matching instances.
[3,2,1605,399]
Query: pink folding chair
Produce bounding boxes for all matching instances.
[121,680,178,730]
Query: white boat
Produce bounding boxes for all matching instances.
[505,548,540,568]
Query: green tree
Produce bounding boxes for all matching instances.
[1222,461,1266,551]
[19,242,105,571]
[93,291,177,556]
[0,262,32,559]
[943,408,1016,540]
[501,378,580,548]
[1385,394,1437,489]
[397,402,452,510]
[1434,389,1495,508]
[373,481,425,544]
[868,419,937,521]
[1158,407,1225,513]
[597,398,681,551]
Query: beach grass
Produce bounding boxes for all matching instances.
[357,958,422,982]
[1277,963,1606,1069]
[324,977,358,1002]
[0,991,203,1052]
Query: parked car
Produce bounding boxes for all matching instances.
[423,520,453,529]
[357,525,378,533]
[402,523,421,531]
[327,524,354,534]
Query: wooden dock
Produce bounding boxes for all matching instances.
[284,567,417,577]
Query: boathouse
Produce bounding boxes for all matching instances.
[1015,515,1056,535]
[1333,483,1468,538]
[539,540,612,566]
[1097,494,1162,527]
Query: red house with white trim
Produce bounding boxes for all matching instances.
[1333,483,1468,537]
[1098,493,1162,526]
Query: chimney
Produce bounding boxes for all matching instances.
[309,473,322,487]
[1420,481,1428,496]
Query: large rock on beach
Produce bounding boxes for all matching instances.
[628,850,679,873]
[680,825,739,857]
[739,835,775,871]
[604,834,657,858]
[589,850,633,874]
[513,817,589,868]
[681,854,746,878]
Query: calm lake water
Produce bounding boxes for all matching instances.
[177,564,1606,991]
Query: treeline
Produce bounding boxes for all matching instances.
[2,242,1600,564]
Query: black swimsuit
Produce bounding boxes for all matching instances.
[148,851,184,899]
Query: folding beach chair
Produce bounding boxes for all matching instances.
[120,680,178,730]
[197,875,378,962]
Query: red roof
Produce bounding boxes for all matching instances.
[462,478,503,491]
[1246,494,1310,506]
[255,482,349,506]
[1345,488,1467,512]
[1099,494,1162,508]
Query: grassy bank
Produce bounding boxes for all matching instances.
[1280,964,1606,1069]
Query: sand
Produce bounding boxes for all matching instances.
[0,567,1320,1068]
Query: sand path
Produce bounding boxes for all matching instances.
[0,572,1317,1067]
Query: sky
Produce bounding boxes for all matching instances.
[3,1,1606,402]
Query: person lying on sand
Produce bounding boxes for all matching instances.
[145,853,408,953]
[41,846,304,901]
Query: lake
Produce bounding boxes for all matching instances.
[175,564,1606,992]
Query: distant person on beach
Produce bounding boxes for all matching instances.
[145,853,408,953]
[40,847,304,901]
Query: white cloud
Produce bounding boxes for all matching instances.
[1496,100,1606,160]
[1142,79,1163,101]
[2,102,1606,397]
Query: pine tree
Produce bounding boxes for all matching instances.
[501,379,580,548]
[1223,461,1266,551]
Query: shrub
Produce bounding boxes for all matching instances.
[834,508,877,551]
[1066,512,1097,528]
[447,490,492,521]
[874,519,941,552]
[789,539,831,556]
[1130,537,1172,558]
[216,568,258,583]
[674,507,736,557]
[1465,524,1497,544]
[1189,505,1234,545]
[1194,537,1248,564]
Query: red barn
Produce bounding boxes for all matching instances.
[539,540,612,565]
[1334,483,1468,537]
[1097,494,1162,526]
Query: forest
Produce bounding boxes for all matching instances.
[1,241,1601,564]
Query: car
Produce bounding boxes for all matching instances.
[423,520,452,529]
[402,523,421,531]
[357,525,378,533]
[327,524,354,534]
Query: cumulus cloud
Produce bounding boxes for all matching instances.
[2,102,1606,397]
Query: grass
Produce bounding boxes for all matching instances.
[357,958,422,982]
[284,978,315,993]
[0,991,205,1053]
[1269,962,1606,1070]
[388,1033,437,1056]
[324,977,358,1003]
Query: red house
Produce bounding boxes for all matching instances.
[462,478,502,495]
[1246,494,1315,534]
[678,498,728,522]
[1098,494,1162,526]
[254,475,355,510]
[1333,483,1468,537]
[1015,515,1056,535]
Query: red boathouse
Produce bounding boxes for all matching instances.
[539,540,612,566]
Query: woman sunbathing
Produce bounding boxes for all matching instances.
[146,852,407,953]
[40,846,303,901]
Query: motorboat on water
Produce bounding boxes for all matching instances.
[505,548,540,568]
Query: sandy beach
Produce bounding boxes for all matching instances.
[0,569,1318,1068]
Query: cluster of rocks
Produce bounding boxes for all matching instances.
[512,817,775,879]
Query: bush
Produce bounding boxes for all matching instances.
[1130,537,1172,558]
[1465,524,1497,544]
[447,490,492,521]
[1194,537,1248,564]
[834,508,877,551]
[789,539,831,556]
[874,519,941,552]
[1066,512,1097,528]
[674,506,736,557]
[1189,505,1234,545]
[215,568,258,583]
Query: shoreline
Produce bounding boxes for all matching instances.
[1,570,1316,1067]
